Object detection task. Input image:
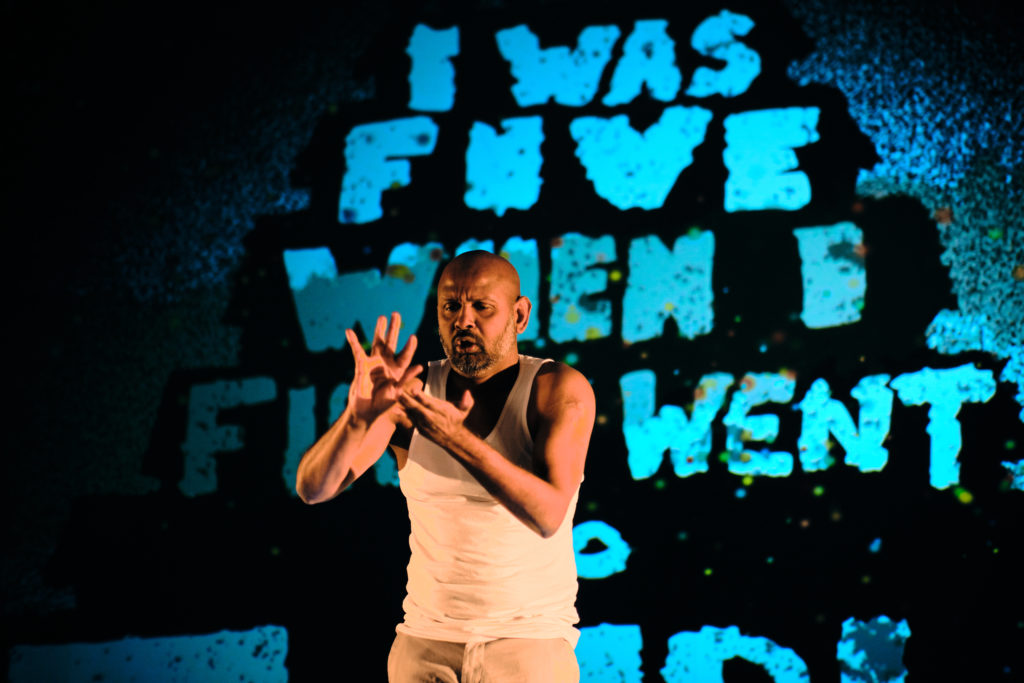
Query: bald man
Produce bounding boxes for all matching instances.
[296,251,595,682]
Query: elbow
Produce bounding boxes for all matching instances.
[297,489,333,505]
[296,485,318,505]
[534,515,561,539]
[519,511,557,538]
[296,479,331,505]
[295,461,336,504]
[294,470,317,504]
[533,499,573,539]
[296,474,349,505]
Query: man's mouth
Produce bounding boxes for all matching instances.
[454,336,480,353]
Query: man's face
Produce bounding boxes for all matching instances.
[437,267,520,378]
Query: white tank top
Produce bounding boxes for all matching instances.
[396,355,581,646]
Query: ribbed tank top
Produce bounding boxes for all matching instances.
[396,355,581,646]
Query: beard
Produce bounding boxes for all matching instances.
[441,313,518,377]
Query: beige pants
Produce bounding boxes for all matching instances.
[387,632,580,683]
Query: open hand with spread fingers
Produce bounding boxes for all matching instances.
[346,312,422,428]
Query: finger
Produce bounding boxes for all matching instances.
[397,392,418,411]
[372,315,387,353]
[398,381,423,402]
[395,334,418,369]
[386,311,401,350]
[399,386,422,404]
[458,389,475,412]
[404,386,447,413]
[401,385,433,406]
[399,363,423,386]
[346,329,367,361]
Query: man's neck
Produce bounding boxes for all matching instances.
[447,360,521,437]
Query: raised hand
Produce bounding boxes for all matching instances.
[346,312,421,426]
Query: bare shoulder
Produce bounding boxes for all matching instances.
[532,361,596,414]
[527,361,597,452]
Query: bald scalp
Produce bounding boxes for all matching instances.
[439,250,521,304]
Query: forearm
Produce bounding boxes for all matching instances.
[442,428,570,538]
[295,407,395,504]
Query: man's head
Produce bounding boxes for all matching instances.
[436,251,531,380]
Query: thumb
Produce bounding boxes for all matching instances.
[458,389,475,413]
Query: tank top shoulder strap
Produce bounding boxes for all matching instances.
[502,355,552,433]
[425,359,450,398]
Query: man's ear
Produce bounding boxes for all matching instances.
[515,296,532,334]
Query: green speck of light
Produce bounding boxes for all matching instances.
[1005,440,1016,450]
[953,486,974,504]
[703,568,713,576]
[718,451,730,463]
[813,485,825,497]
[654,478,666,490]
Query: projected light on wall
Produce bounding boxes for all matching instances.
[168,9,1015,678]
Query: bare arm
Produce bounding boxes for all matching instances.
[398,363,595,537]
[296,313,420,504]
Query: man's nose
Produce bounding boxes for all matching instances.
[454,306,475,329]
